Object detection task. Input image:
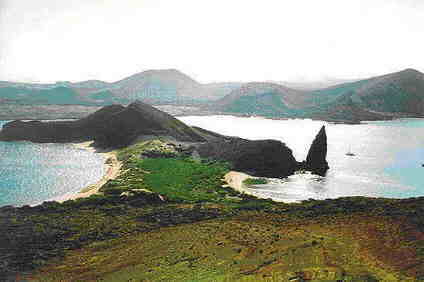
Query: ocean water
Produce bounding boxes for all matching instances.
[2,117,424,206]
[179,116,424,202]
[0,121,106,207]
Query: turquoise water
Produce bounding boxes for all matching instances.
[2,117,424,206]
[0,121,106,207]
[179,116,424,202]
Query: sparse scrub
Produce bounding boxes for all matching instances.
[243,178,268,185]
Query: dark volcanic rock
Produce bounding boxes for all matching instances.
[197,138,298,178]
[0,101,206,147]
[304,125,329,175]
[94,101,206,147]
[0,105,125,142]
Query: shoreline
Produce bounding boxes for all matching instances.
[223,171,257,197]
[53,141,122,203]
[223,171,312,203]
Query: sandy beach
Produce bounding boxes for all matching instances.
[223,171,257,196]
[55,141,122,203]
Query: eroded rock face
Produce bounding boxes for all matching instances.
[196,137,298,178]
[304,125,329,175]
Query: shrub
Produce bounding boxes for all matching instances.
[243,178,268,185]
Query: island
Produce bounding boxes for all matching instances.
[0,102,423,281]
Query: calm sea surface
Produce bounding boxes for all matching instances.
[1,117,424,206]
[179,116,424,202]
[0,121,106,207]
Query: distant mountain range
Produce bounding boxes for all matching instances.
[0,69,241,106]
[1,68,424,122]
[212,68,424,122]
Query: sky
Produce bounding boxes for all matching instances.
[0,0,423,84]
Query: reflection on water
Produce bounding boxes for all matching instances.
[179,116,424,202]
[0,123,106,207]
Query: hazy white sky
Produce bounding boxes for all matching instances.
[0,0,423,83]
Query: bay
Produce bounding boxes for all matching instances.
[2,116,424,206]
[0,121,106,207]
[179,116,424,202]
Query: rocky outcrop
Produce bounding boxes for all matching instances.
[303,125,329,175]
[0,101,206,147]
[196,138,298,178]
[93,101,206,147]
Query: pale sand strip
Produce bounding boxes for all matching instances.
[55,141,122,203]
[223,171,256,196]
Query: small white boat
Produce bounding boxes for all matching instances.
[346,145,355,156]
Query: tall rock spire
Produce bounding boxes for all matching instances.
[305,125,329,175]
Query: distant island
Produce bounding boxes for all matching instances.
[1,68,424,122]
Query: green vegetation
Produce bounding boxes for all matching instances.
[101,157,239,203]
[136,158,232,202]
[116,139,179,162]
[103,140,268,205]
[224,92,300,117]
[243,178,268,185]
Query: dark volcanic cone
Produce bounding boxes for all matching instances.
[94,101,207,147]
[0,101,206,147]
